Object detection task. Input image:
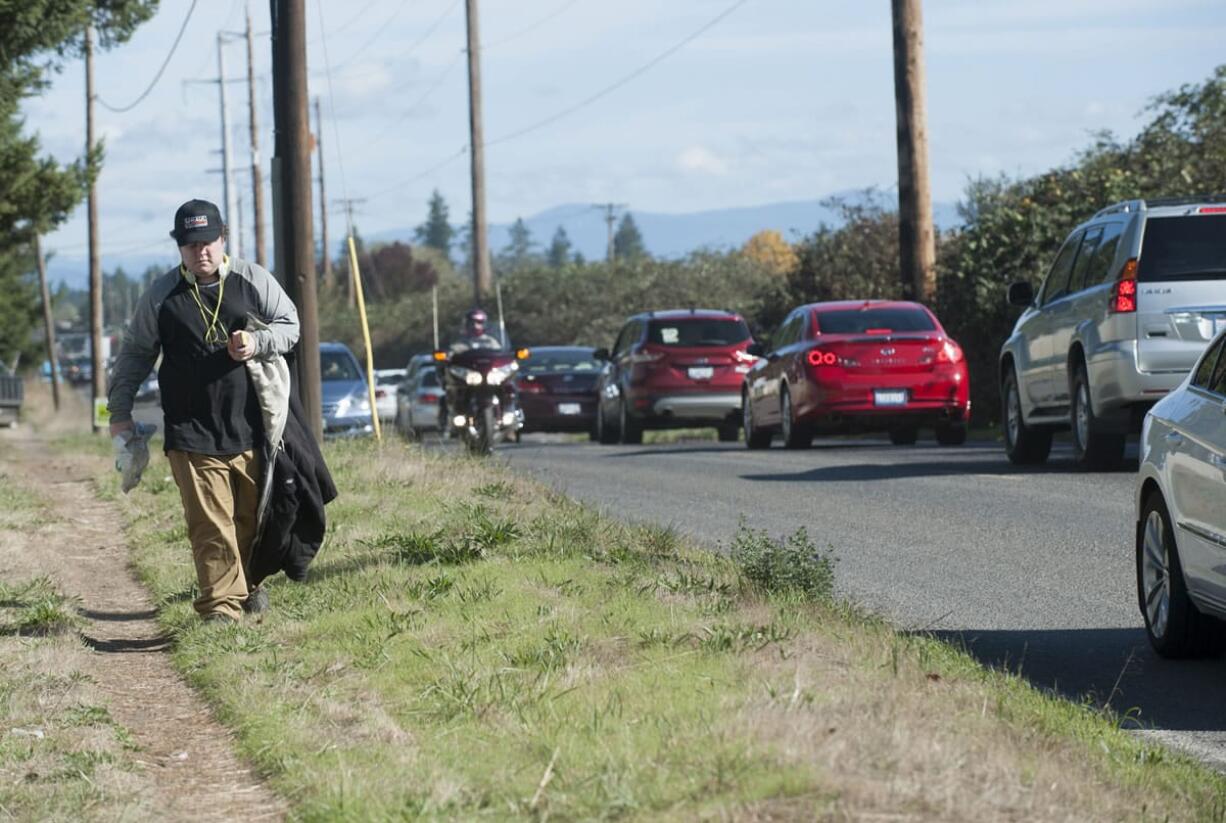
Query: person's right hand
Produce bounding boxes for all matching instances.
[110,420,135,438]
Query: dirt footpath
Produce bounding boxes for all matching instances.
[2,431,285,821]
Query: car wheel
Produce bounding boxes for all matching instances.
[780,388,810,450]
[1002,366,1052,465]
[596,401,619,444]
[743,390,771,450]
[1137,492,1226,658]
[619,399,643,445]
[1071,362,1125,470]
[934,422,967,446]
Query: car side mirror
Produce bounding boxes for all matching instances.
[1007,281,1035,307]
[593,347,610,361]
[746,342,764,358]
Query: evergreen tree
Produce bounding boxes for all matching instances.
[413,189,455,261]
[497,217,538,273]
[547,226,572,268]
[0,1,159,367]
[613,213,647,262]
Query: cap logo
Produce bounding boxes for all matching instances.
[184,215,209,229]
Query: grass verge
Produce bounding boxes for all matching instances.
[79,437,1226,819]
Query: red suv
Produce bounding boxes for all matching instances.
[741,300,970,448]
[594,309,758,444]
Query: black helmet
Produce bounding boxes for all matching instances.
[464,308,488,336]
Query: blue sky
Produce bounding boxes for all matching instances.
[20,0,1226,280]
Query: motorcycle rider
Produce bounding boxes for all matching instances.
[449,308,502,354]
[440,308,504,431]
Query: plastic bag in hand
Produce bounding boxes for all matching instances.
[112,422,156,494]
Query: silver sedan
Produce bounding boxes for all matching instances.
[1136,328,1226,657]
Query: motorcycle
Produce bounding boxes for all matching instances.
[434,347,528,455]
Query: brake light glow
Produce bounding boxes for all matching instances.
[937,341,964,364]
[418,393,439,404]
[1109,258,1138,313]
[1199,207,1226,214]
[518,380,545,394]
[807,349,838,367]
[865,328,892,335]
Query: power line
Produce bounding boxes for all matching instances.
[95,0,200,113]
[366,48,464,148]
[485,0,749,149]
[365,146,469,201]
[313,0,353,233]
[481,0,582,50]
[329,0,381,39]
[331,0,416,73]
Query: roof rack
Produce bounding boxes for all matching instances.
[1143,194,1226,208]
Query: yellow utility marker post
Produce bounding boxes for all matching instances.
[347,234,382,441]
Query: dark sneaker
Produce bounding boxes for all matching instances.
[243,587,270,614]
[202,612,237,626]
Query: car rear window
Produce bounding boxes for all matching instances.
[419,370,439,388]
[646,318,750,347]
[1139,215,1226,282]
[523,351,601,373]
[814,308,935,334]
[321,351,361,381]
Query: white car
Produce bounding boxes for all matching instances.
[1135,328,1226,657]
[373,368,406,422]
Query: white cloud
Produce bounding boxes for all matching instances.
[677,145,728,176]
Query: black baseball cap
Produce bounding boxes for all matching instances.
[170,199,224,245]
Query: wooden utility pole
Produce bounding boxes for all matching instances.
[246,2,266,265]
[85,25,104,433]
[35,235,62,412]
[218,32,240,258]
[335,197,365,308]
[891,0,936,303]
[593,203,624,263]
[465,0,492,304]
[314,96,331,293]
[270,0,321,443]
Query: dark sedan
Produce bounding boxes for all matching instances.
[514,346,602,435]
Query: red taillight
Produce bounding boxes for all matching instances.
[1199,207,1226,214]
[418,393,439,404]
[1109,258,1138,314]
[375,389,387,399]
[807,349,838,367]
[518,380,545,394]
[864,328,892,335]
[937,341,963,364]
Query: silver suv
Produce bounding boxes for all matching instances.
[1000,196,1226,468]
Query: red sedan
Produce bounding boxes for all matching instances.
[741,300,970,448]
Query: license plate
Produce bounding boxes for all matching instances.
[873,389,908,406]
[688,366,714,380]
[557,402,581,415]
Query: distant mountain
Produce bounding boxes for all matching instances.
[370,193,961,263]
[47,193,962,289]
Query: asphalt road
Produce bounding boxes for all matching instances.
[501,434,1226,768]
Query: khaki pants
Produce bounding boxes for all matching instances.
[168,449,262,620]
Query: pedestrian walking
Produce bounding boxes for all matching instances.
[108,199,300,623]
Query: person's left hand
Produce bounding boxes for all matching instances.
[228,330,255,361]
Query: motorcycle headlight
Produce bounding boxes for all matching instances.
[450,365,483,385]
[487,362,518,385]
